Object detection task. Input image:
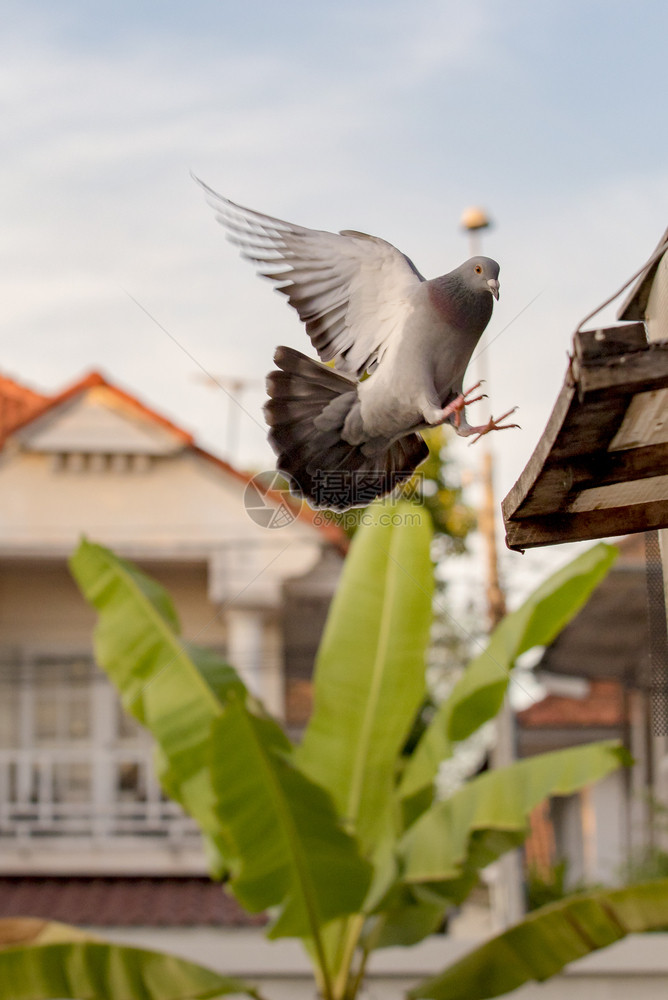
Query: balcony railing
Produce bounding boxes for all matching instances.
[0,747,201,844]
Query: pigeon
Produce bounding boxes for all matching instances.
[196,178,517,510]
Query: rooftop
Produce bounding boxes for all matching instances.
[0,876,268,928]
[0,373,49,444]
[0,368,346,550]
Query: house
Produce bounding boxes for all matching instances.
[0,369,345,894]
[517,533,659,888]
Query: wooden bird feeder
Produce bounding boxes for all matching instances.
[503,228,668,552]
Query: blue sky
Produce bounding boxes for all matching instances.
[3,0,668,596]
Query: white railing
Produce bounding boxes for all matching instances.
[0,747,201,843]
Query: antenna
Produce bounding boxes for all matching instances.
[194,373,264,464]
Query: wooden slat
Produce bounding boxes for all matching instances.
[505,498,668,550]
[610,388,668,449]
[501,378,576,521]
[569,444,668,491]
[574,342,668,401]
[568,475,668,511]
[548,395,629,460]
[502,329,668,550]
[574,323,647,362]
[510,442,668,519]
[502,388,629,519]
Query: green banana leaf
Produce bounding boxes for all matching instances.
[361,885,446,951]
[410,878,668,1000]
[209,697,372,940]
[402,741,629,891]
[69,539,246,873]
[366,741,628,951]
[400,542,618,809]
[0,918,258,1000]
[297,502,434,851]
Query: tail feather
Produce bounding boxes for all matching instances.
[266,371,332,401]
[267,402,323,433]
[271,420,342,454]
[271,345,352,389]
[264,346,429,510]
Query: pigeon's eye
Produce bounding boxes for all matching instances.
[474,264,482,274]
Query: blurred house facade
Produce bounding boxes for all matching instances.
[3,368,668,995]
[0,370,344,892]
[518,533,661,889]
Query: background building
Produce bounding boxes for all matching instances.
[0,369,344,912]
[518,534,662,890]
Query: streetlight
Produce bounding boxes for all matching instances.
[461,206,522,928]
[460,206,491,257]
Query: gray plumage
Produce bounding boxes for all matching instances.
[197,178,513,510]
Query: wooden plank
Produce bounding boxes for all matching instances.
[547,395,629,461]
[574,323,647,362]
[502,343,664,520]
[574,341,668,401]
[509,443,668,519]
[509,466,579,518]
[501,377,576,522]
[504,393,630,518]
[505,497,668,551]
[568,474,668,512]
[569,444,668,491]
[610,388,668,449]
[502,333,668,547]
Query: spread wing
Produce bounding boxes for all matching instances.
[196,178,424,378]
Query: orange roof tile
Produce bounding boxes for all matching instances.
[0,369,347,550]
[3,370,194,447]
[0,876,267,927]
[0,374,50,444]
[517,679,627,729]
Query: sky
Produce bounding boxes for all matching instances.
[3,0,668,609]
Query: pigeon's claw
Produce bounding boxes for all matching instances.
[465,407,520,445]
[439,382,487,427]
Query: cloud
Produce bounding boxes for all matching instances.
[2,0,668,497]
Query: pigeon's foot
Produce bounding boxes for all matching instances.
[461,407,520,445]
[438,382,487,427]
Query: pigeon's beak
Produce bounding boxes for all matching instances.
[487,278,500,301]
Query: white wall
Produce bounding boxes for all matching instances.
[99,927,668,1000]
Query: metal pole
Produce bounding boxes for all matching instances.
[194,373,263,465]
[462,213,507,630]
[462,209,521,926]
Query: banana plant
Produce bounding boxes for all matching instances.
[0,917,252,1000]
[411,878,668,1000]
[7,504,668,1000]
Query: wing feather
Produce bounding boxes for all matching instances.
[196,177,424,377]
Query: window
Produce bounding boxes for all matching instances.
[0,650,197,843]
